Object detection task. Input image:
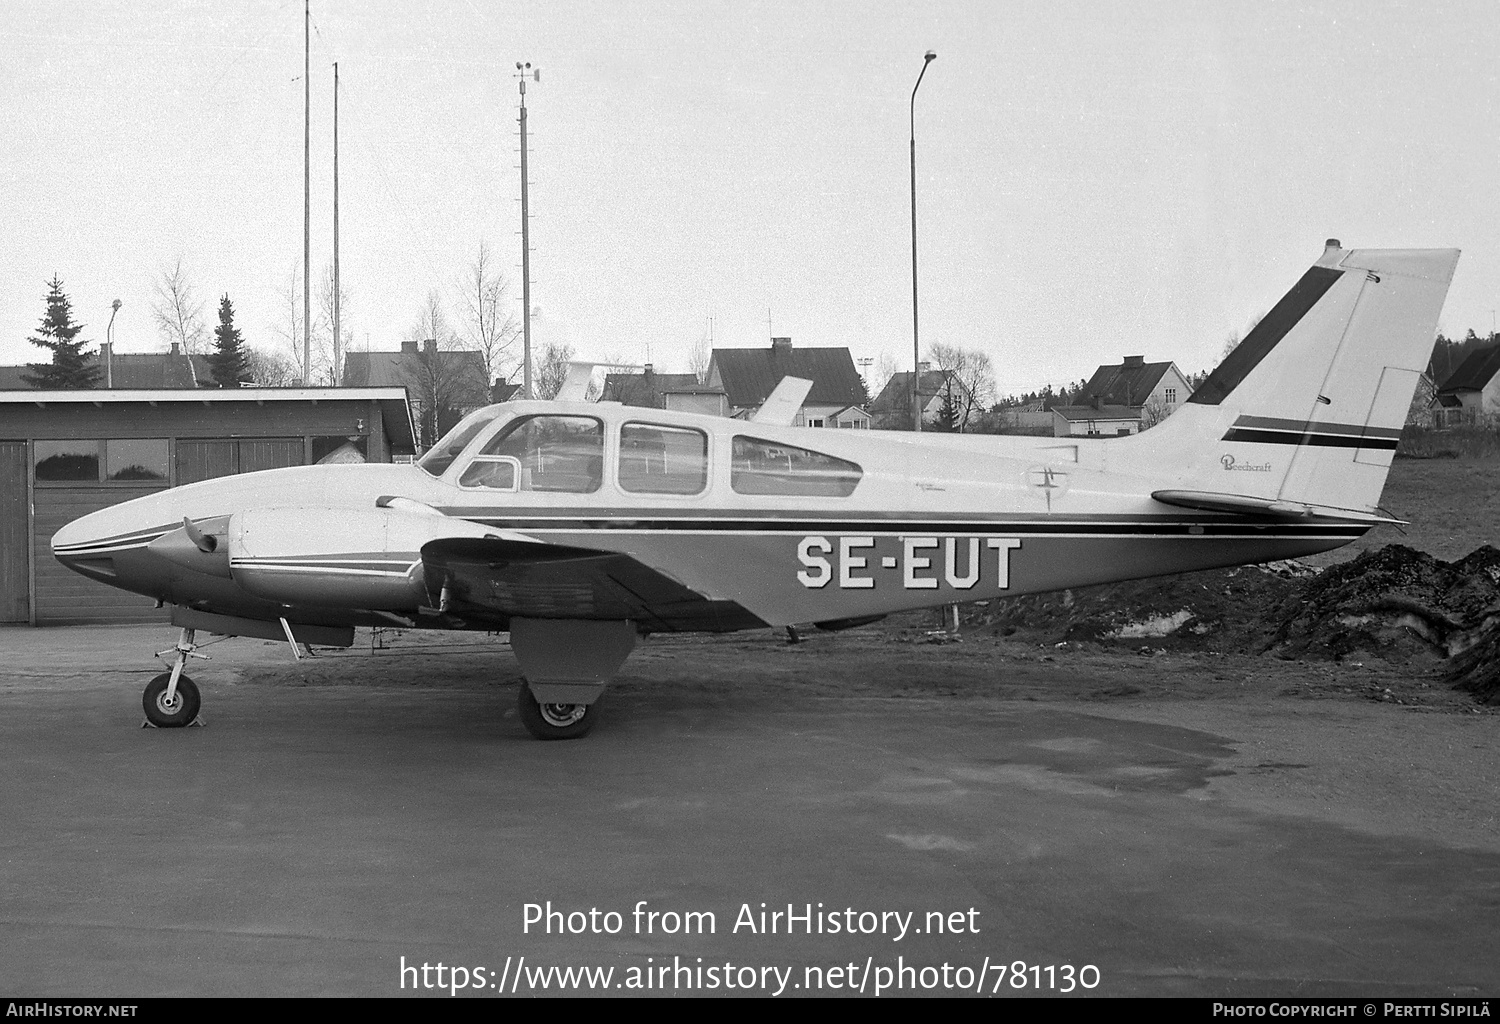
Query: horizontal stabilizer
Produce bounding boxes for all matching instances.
[1151,489,1404,524]
[752,377,814,426]
[554,362,598,402]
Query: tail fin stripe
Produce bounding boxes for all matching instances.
[1222,427,1398,450]
[1188,265,1344,406]
[1229,414,1402,439]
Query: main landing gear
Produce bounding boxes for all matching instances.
[144,628,208,728]
[516,682,599,740]
[508,618,637,741]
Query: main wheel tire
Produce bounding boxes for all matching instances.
[516,682,598,740]
[143,673,201,728]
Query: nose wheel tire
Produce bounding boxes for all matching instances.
[143,673,201,728]
[517,682,597,740]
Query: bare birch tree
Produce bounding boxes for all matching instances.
[872,351,900,403]
[313,260,350,386]
[271,263,306,383]
[456,241,519,387]
[244,346,301,386]
[688,332,712,385]
[534,341,576,401]
[151,256,208,358]
[404,291,488,447]
[928,342,996,433]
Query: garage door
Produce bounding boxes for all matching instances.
[0,441,27,622]
[33,485,167,624]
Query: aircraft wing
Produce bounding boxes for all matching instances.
[421,535,765,632]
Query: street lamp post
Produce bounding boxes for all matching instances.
[910,50,936,432]
[517,61,540,398]
[105,299,121,388]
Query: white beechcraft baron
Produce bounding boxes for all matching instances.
[53,242,1458,739]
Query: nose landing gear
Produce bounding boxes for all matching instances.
[144,628,209,728]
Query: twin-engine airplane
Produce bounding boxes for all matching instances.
[54,242,1458,738]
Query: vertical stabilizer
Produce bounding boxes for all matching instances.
[1145,242,1458,515]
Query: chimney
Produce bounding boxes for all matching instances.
[1091,394,1102,410]
[423,338,437,355]
[401,340,418,354]
[99,342,112,388]
[771,336,792,356]
[643,363,654,377]
[1123,355,1145,368]
[170,342,181,356]
[918,361,931,374]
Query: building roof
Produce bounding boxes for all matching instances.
[600,370,705,409]
[1436,344,1500,394]
[710,340,866,409]
[870,369,951,414]
[1052,402,1138,422]
[0,349,211,390]
[0,387,417,450]
[1080,355,1176,407]
[342,344,487,390]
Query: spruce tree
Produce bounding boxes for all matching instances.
[22,275,99,389]
[207,294,249,387]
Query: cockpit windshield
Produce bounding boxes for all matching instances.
[416,407,508,477]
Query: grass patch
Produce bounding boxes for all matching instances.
[1398,424,1500,459]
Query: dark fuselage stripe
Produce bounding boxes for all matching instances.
[459,518,1366,538]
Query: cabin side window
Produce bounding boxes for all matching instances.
[461,415,603,493]
[618,423,708,495]
[730,436,862,497]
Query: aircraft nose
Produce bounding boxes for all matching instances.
[51,506,128,581]
[51,505,174,581]
[51,506,114,561]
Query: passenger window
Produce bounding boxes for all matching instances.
[619,423,708,495]
[473,415,603,493]
[730,436,862,497]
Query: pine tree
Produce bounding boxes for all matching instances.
[22,275,99,389]
[207,294,249,387]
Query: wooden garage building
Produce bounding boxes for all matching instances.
[0,388,416,625]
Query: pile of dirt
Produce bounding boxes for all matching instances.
[1270,545,1500,669]
[977,544,1500,704]
[976,561,1306,650]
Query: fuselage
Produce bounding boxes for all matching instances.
[52,399,1368,631]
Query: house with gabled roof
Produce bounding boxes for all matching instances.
[1433,344,1500,426]
[599,365,728,416]
[869,363,949,429]
[342,339,490,447]
[1050,354,1191,435]
[1052,398,1140,437]
[707,337,868,427]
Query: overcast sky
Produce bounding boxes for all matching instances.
[2,0,1496,394]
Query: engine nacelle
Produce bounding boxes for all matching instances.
[226,505,497,610]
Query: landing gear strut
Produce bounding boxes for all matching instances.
[145,628,208,728]
[516,682,598,740]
